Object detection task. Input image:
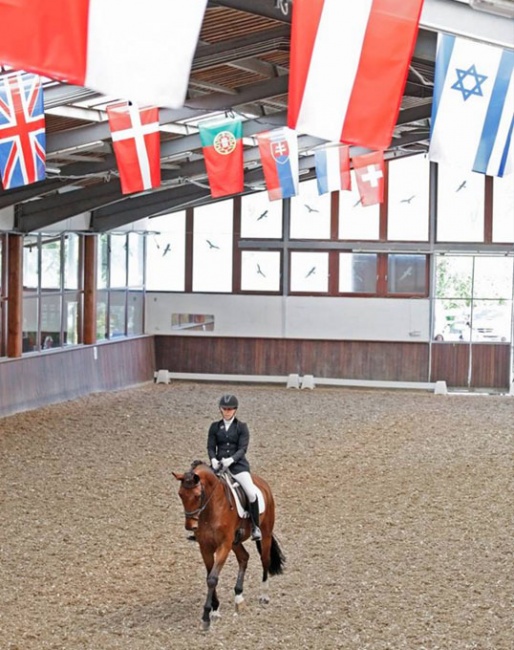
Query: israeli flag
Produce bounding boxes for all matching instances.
[429,34,514,177]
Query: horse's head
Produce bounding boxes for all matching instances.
[172,469,204,531]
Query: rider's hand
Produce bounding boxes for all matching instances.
[221,457,234,468]
[211,458,220,470]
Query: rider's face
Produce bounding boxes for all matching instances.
[220,407,236,417]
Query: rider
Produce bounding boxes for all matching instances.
[207,394,262,541]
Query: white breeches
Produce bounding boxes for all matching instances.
[231,470,258,502]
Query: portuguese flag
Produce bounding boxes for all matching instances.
[199,119,244,198]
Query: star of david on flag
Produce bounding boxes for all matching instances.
[0,72,46,190]
[429,34,514,177]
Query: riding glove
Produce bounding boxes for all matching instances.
[211,458,220,470]
[221,457,234,468]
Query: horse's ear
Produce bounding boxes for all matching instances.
[172,472,184,481]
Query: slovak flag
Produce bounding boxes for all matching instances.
[314,144,351,195]
[257,127,299,201]
[287,0,424,149]
[353,151,385,207]
[429,34,514,177]
[0,0,208,109]
[106,102,161,195]
[0,72,45,190]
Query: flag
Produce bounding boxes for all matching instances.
[0,72,45,190]
[199,119,244,198]
[106,102,161,195]
[353,151,385,206]
[314,144,351,195]
[257,127,299,201]
[287,0,423,149]
[429,34,514,178]
[0,0,207,109]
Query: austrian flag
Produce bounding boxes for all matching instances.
[107,102,161,195]
[0,72,45,190]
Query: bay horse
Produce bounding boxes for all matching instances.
[172,460,285,630]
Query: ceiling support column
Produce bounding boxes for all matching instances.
[83,235,97,345]
[7,234,22,358]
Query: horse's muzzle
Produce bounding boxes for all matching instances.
[185,518,198,531]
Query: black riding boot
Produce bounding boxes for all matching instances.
[249,499,262,541]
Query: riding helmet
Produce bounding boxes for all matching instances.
[219,394,238,409]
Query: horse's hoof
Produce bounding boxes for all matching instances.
[201,620,210,632]
[259,594,270,605]
[235,594,245,613]
[211,609,221,621]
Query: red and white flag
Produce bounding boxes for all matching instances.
[0,0,207,109]
[353,151,385,207]
[287,0,424,149]
[107,103,161,195]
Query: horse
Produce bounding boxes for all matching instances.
[172,460,285,630]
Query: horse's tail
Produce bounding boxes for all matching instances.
[267,534,285,575]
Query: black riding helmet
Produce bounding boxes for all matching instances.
[219,394,238,409]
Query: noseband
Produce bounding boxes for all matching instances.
[182,478,217,520]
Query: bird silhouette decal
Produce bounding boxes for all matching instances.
[304,204,319,213]
[353,197,363,208]
[162,243,171,257]
[257,210,268,221]
[456,180,467,192]
[400,195,416,204]
[256,264,266,277]
[305,266,316,278]
[398,267,413,282]
[206,239,220,249]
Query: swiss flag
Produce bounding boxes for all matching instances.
[107,102,161,195]
[353,151,385,206]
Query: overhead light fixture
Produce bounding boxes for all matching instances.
[469,0,514,18]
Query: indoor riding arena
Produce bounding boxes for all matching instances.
[1,381,512,650]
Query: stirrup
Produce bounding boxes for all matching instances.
[251,526,262,541]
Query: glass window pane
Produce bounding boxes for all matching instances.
[339,253,377,293]
[472,299,512,343]
[96,289,108,340]
[290,179,331,239]
[41,293,62,348]
[387,154,429,241]
[64,291,80,346]
[435,256,473,299]
[387,254,427,294]
[22,295,38,352]
[473,257,513,299]
[64,233,80,290]
[110,235,127,288]
[97,234,109,289]
[339,171,380,240]
[146,211,186,291]
[241,191,282,238]
[127,232,144,287]
[23,237,39,291]
[437,165,485,242]
[241,251,281,291]
[41,238,61,289]
[290,252,329,292]
[493,175,514,243]
[193,200,233,292]
[109,290,126,337]
[128,290,144,335]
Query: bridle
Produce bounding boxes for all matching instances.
[182,479,217,520]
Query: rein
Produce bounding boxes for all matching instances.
[183,479,218,520]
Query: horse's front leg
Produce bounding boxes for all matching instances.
[200,543,231,630]
[232,542,250,612]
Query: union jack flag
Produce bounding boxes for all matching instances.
[0,72,46,190]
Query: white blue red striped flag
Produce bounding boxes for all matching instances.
[257,127,299,202]
[429,34,514,178]
[0,72,45,190]
[314,144,351,195]
[287,0,423,149]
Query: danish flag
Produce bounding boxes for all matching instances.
[0,72,46,190]
[106,102,161,195]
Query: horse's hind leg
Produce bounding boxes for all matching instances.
[232,542,250,612]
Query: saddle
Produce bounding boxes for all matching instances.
[219,471,264,519]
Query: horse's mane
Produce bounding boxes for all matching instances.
[191,459,207,470]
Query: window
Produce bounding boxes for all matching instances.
[290,252,329,293]
[339,171,380,240]
[193,200,233,292]
[437,165,485,242]
[290,179,331,240]
[146,211,186,291]
[387,154,429,241]
[241,251,281,292]
[387,254,427,294]
[493,175,514,243]
[339,253,377,293]
[241,191,282,239]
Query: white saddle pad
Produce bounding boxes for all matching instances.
[225,479,265,519]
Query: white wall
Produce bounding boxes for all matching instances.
[146,293,430,342]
